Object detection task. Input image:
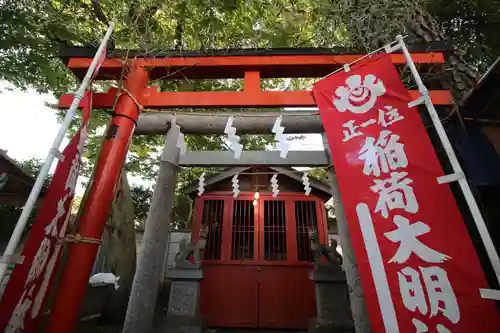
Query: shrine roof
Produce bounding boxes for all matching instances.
[0,149,36,206]
[58,42,453,81]
[58,41,453,59]
[460,57,500,121]
[184,166,331,200]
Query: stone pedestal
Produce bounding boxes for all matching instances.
[309,266,354,333]
[155,268,204,333]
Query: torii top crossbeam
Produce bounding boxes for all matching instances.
[58,44,454,110]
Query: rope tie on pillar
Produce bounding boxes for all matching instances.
[121,86,144,111]
[58,233,103,245]
[109,112,138,126]
[106,85,144,126]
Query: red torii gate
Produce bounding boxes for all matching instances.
[59,49,451,109]
[47,46,453,332]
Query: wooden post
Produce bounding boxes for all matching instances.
[122,121,181,333]
[322,133,371,333]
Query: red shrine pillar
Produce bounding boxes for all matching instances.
[46,64,149,333]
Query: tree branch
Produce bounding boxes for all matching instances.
[90,0,109,25]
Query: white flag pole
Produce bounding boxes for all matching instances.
[396,35,500,290]
[0,23,115,282]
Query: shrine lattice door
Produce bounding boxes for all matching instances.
[192,193,328,329]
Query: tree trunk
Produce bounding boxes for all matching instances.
[99,170,137,323]
[42,170,137,329]
[174,1,186,50]
[339,0,478,103]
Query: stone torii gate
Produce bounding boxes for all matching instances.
[47,45,453,333]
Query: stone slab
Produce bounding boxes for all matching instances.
[166,268,203,280]
[309,266,347,283]
[314,282,352,326]
[308,266,354,333]
[167,281,201,317]
[308,318,355,333]
[154,315,204,333]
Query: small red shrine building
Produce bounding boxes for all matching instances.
[185,166,333,329]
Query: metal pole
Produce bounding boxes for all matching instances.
[396,35,500,284]
[0,23,115,282]
[123,121,180,333]
[322,134,371,333]
[45,64,149,333]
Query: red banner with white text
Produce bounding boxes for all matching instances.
[313,54,499,333]
[0,93,92,332]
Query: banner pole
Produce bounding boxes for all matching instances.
[396,34,500,287]
[0,23,115,284]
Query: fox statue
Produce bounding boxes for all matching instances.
[174,225,208,268]
[309,229,343,269]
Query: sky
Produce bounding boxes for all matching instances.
[0,81,83,196]
[0,82,66,162]
[0,82,324,196]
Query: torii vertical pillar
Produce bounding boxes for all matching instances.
[46,65,149,333]
[123,121,181,333]
[321,134,371,333]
